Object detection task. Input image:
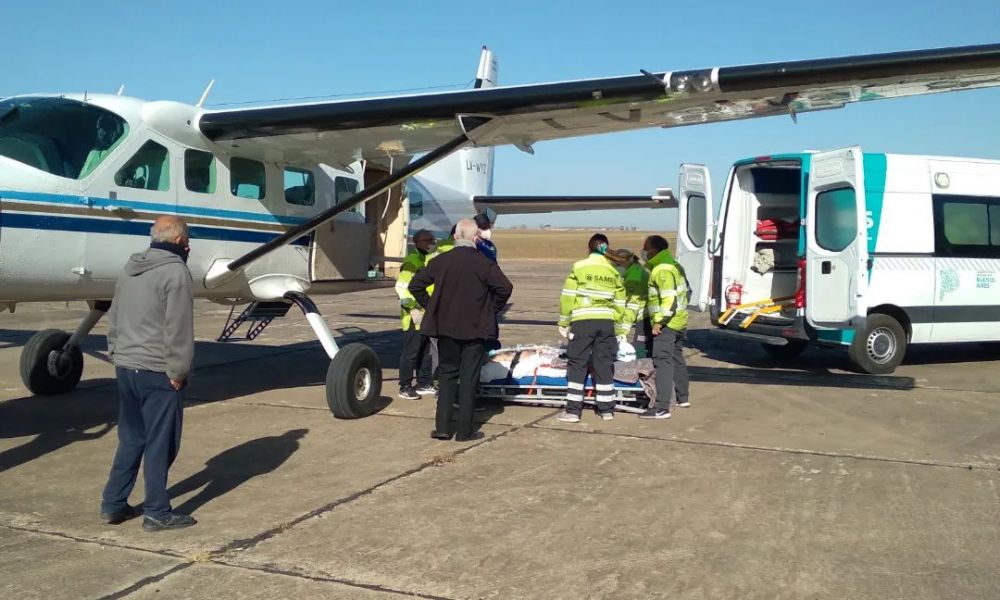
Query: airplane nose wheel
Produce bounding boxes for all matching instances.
[326,343,382,419]
[20,329,84,395]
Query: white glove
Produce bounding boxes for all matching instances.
[410,309,423,328]
[616,335,628,345]
[558,325,570,338]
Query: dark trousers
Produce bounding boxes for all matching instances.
[566,320,617,415]
[399,325,432,389]
[651,327,690,411]
[436,337,486,438]
[101,368,184,519]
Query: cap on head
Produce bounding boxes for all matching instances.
[473,213,492,230]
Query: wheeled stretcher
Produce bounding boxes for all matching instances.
[477,374,649,413]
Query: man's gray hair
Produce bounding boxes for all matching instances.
[150,216,189,243]
[453,218,479,242]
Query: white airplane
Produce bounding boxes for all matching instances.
[2,43,1000,419]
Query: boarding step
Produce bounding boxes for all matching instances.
[217,301,291,342]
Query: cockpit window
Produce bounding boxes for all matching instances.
[0,96,128,179]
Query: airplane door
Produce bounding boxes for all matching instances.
[676,163,713,311]
[805,147,868,329]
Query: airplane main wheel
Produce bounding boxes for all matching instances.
[20,329,84,395]
[326,343,382,419]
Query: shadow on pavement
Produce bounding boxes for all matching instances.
[169,429,308,515]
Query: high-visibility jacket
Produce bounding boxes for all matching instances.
[621,261,650,334]
[559,253,627,334]
[646,249,689,331]
[433,237,455,257]
[395,250,429,329]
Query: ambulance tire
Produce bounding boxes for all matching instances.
[20,329,83,396]
[326,343,382,419]
[760,341,808,360]
[848,313,907,375]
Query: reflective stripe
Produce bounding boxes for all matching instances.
[561,289,577,296]
[566,393,584,402]
[595,384,615,391]
[576,289,615,299]
[567,381,585,390]
[571,308,615,317]
[660,290,678,297]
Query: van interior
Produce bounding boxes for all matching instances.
[720,161,803,317]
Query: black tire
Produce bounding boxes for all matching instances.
[325,343,382,419]
[19,329,84,395]
[760,340,808,360]
[848,313,907,375]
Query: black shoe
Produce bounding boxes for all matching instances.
[430,430,453,440]
[638,408,671,420]
[455,431,485,442]
[100,504,142,525]
[142,513,197,532]
[399,387,420,401]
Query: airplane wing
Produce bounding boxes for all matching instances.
[474,191,676,215]
[199,43,1000,170]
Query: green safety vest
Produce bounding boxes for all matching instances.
[621,261,650,333]
[646,249,689,332]
[559,253,627,335]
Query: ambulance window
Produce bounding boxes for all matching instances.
[184,150,215,194]
[686,193,707,247]
[932,195,1000,257]
[815,187,857,252]
[231,157,266,200]
[942,202,988,246]
[284,167,315,206]
[115,140,170,191]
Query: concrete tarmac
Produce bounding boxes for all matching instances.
[1,260,998,599]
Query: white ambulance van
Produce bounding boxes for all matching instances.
[675,148,1000,374]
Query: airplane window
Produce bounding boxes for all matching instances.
[185,150,216,194]
[231,157,266,200]
[335,176,360,205]
[0,96,128,179]
[115,140,170,192]
[284,167,315,206]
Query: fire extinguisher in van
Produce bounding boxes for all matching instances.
[725,282,743,309]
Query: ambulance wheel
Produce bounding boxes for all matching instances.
[326,343,382,419]
[20,329,84,396]
[760,340,807,360]
[848,314,906,375]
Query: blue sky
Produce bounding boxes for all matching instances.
[6,0,1000,228]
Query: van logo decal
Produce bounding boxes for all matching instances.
[939,267,959,300]
[976,271,995,289]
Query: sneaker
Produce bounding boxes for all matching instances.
[638,408,671,420]
[100,504,142,525]
[556,411,581,423]
[676,401,691,408]
[398,387,420,400]
[597,411,614,421]
[452,402,489,412]
[455,431,486,442]
[142,513,197,532]
[415,385,438,396]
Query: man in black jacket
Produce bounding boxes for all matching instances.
[409,219,513,441]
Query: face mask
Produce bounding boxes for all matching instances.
[427,244,437,253]
[641,250,650,261]
[479,228,493,241]
[596,242,608,255]
[151,241,190,263]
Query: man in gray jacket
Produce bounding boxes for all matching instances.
[100,215,196,531]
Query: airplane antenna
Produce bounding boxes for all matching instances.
[116,84,126,96]
[196,79,216,108]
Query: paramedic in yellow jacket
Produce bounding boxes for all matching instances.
[556,233,627,423]
[640,235,691,420]
[608,248,650,358]
[395,229,437,401]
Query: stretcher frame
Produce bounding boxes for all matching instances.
[477,380,649,413]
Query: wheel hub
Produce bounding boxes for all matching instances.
[354,367,372,402]
[46,350,73,379]
[866,327,896,364]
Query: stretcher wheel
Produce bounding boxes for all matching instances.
[326,343,382,418]
[20,329,83,395]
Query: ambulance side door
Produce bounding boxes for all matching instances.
[676,163,713,311]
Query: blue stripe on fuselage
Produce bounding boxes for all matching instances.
[0,190,309,225]
[0,212,310,245]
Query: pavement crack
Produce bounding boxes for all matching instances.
[0,521,187,560]
[95,562,194,600]
[529,423,1000,472]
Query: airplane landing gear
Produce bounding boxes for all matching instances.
[284,291,382,419]
[19,300,109,395]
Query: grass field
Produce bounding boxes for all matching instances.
[493,229,676,261]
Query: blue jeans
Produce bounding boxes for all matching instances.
[101,368,184,519]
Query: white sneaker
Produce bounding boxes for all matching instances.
[676,401,691,408]
[598,412,614,421]
[556,411,581,423]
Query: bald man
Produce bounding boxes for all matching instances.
[101,215,197,531]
